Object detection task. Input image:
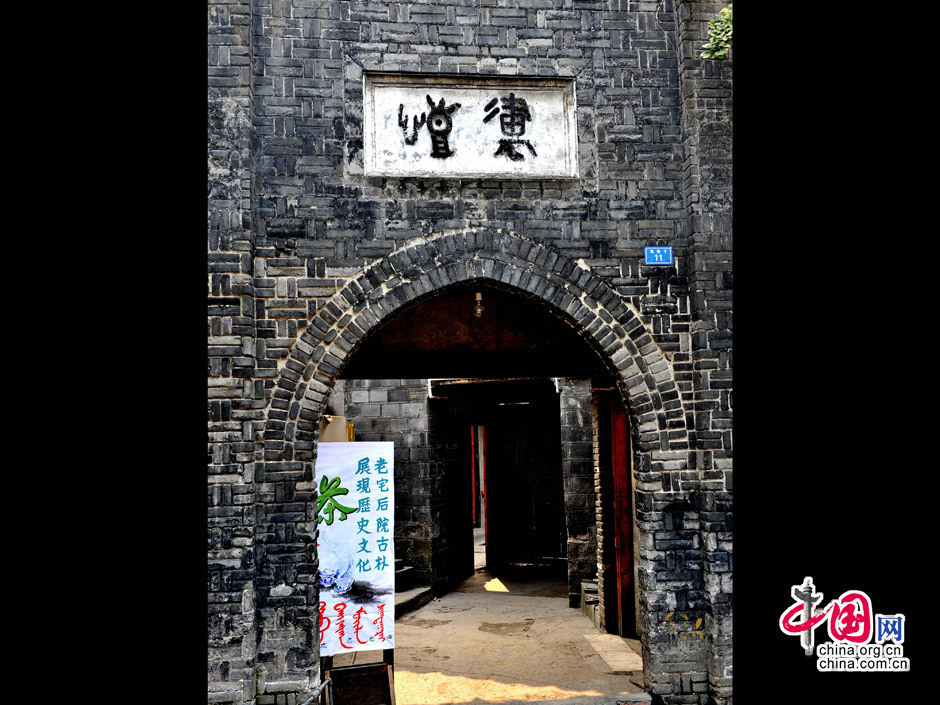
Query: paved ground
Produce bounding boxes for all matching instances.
[344,558,647,705]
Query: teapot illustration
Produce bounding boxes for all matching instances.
[318,535,354,594]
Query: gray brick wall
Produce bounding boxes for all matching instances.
[208,2,260,703]
[676,3,732,701]
[208,1,732,703]
[342,378,434,582]
[557,378,598,606]
[592,384,618,635]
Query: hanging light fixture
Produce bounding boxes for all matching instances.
[473,292,484,318]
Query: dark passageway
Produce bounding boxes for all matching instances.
[329,279,645,703]
[429,378,567,584]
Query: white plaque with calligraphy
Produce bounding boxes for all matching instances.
[363,74,578,179]
[315,441,395,656]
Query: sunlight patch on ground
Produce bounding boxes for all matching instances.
[395,670,613,704]
[483,577,509,592]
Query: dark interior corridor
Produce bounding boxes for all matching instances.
[430,378,567,586]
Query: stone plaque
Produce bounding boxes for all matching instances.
[363,73,578,179]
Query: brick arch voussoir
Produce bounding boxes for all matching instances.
[263,229,688,460]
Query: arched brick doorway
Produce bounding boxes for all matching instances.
[256,228,699,700]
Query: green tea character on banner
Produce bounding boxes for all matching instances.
[317,475,358,525]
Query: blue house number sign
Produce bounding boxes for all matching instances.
[644,247,673,265]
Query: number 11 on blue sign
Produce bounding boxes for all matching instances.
[644,247,673,265]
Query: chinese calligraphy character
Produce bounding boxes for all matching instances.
[373,603,386,642]
[317,475,358,525]
[358,498,371,513]
[334,602,353,650]
[875,614,904,644]
[780,580,875,653]
[425,95,461,158]
[377,478,389,493]
[319,601,331,645]
[357,538,371,554]
[397,95,462,159]
[397,103,425,145]
[356,558,372,572]
[356,458,371,474]
[376,517,389,533]
[828,591,872,644]
[376,497,389,512]
[483,92,537,161]
[376,458,388,474]
[779,576,835,656]
[356,478,371,494]
[782,576,826,655]
[353,607,370,645]
[357,518,371,534]
[375,556,388,571]
[376,536,389,552]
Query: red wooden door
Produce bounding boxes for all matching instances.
[611,402,636,636]
[479,425,488,549]
[470,426,478,525]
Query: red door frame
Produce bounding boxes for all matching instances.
[469,425,489,547]
[470,426,478,525]
[611,401,634,636]
[479,426,488,548]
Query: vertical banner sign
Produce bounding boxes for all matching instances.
[315,442,395,656]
